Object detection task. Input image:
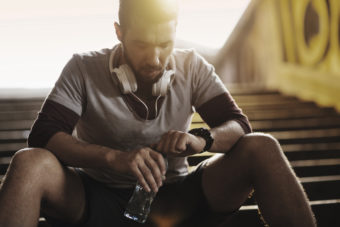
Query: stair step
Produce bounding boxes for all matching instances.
[300,176,340,202]
[0,102,43,112]
[0,111,39,121]
[291,159,340,167]
[285,149,340,161]
[244,108,337,120]
[0,130,30,141]
[282,142,340,152]
[250,117,340,131]
[300,175,340,183]
[233,94,297,102]
[227,86,279,96]
[239,101,317,111]
[191,118,340,132]
[237,200,340,227]
[0,143,26,152]
[0,98,44,104]
[192,111,339,123]
[294,165,340,177]
[271,129,340,140]
[0,120,34,131]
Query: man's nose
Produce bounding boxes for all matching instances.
[146,48,160,67]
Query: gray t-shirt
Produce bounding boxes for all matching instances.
[47,45,227,188]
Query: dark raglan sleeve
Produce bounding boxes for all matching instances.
[191,51,252,133]
[27,55,86,148]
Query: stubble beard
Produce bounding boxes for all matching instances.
[122,46,165,84]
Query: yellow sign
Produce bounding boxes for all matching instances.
[279,0,340,71]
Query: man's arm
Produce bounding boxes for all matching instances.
[197,92,251,153]
[28,100,118,169]
[46,131,165,193]
[156,92,251,156]
[209,120,245,153]
[155,51,252,156]
[155,120,244,156]
[45,131,117,169]
[28,100,166,192]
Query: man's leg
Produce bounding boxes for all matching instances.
[201,133,316,227]
[0,148,87,227]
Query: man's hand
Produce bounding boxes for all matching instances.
[155,130,205,157]
[110,148,167,193]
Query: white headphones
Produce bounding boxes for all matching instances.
[109,48,176,97]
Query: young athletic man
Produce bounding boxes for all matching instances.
[0,0,316,226]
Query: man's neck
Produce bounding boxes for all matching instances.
[135,80,154,100]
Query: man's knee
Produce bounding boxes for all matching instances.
[9,147,61,177]
[236,133,282,159]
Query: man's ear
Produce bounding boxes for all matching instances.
[114,22,123,41]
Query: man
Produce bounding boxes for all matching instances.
[0,0,316,226]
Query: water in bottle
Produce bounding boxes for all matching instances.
[124,183,156,223]
[124,157,168,223]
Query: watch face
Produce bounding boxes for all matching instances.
[189,127,214,151]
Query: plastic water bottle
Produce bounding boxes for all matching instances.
[124,158,168,223]
[124,183,156,223]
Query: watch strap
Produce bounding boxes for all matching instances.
[188,127,214,153]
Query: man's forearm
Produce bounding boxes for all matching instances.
[45,131,119,169]
[209,120,245,153]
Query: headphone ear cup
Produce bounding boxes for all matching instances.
[152,70,174,96]
[113,65,137,94]
[152,80,160,97]
[121,65,138,93]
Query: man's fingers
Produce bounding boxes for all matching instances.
[176,133,188,152]
[144,152,163,187]
[139,163,159,193]
[156,136,165,154]
[123,148,167,192]
[149,150,167,176]
[163,131,176,154]
[157,130,184,155]
[169,132,181,153]
[132,165,151,192]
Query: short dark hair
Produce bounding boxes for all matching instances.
[118,0,179,30]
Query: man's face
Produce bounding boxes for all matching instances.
[119,19,176,84]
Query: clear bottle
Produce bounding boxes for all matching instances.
[124,183,156,223]
[124,157,168,223]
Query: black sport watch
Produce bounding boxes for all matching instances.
[188,127,214,153]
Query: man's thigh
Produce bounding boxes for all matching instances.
[46,158,242,227]
[152,168,205,216]
[149,163,223,227]
[58,168,212,227]
[46,164,230,227]
[46,170,151,227]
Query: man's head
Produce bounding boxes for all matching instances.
[114,0,179,84]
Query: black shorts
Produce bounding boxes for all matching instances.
[45,162,227,227]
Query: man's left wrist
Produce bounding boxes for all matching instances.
[188,128,214,153]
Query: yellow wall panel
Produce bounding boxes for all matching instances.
[257,0,340,112]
